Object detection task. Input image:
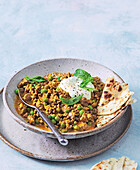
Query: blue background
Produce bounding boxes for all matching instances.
[0,0,140,169]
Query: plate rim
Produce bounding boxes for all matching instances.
[2,58,128,138]
[0,88,132,161]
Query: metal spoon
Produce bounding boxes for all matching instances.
[18,88,68,146]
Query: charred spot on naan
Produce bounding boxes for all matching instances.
[110,78,114,83]
[118,85,122,92]
[104,93,112,99]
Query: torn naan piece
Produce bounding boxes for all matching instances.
[90,157,137,170]
[112,156,126,170]
[112,156,138,170]
[96,77,135,127]
[96,96,130,127]
[123,157,138,170]
[97,77,134,116]
[90,158,117,170]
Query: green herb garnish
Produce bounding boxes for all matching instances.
[74,69,91,79]
[25,76,47,83]
[82,87,98,92]
[60,94,83,105]
[80,77,93,88]
[74,69,98,92]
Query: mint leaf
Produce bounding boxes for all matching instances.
[60,94,83,105]
[82,87,98,92]
[74,69,91,79]
[80,77,93,88]
[25,76,47,83]
[74,69,97,92]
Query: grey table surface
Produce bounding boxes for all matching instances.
[0,0,140,170]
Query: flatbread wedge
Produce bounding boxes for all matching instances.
[90,158,117,170]
[97,77,135,116]
[90,156,137,170]
[112,156,138,170]
[96,77,135,127]
[96,96,130,127]
[123,157,138,170]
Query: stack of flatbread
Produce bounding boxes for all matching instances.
[90,156,138,170]
[96,77,135,127]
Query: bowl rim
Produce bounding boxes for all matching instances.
[3,57,127,137]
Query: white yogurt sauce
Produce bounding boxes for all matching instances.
[58,76,95,100]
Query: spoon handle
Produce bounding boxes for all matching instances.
[35,107,68,146]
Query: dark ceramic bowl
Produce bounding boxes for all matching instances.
[3,58,127,139]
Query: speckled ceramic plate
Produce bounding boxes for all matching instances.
[0,89,132,161]
[3,58,127,139]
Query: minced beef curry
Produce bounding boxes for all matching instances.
[14,72,104,133]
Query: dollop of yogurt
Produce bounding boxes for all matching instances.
[58,76,95,100]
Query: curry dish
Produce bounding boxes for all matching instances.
[15,71,104,133]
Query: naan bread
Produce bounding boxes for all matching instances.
[112,156,126,170]
[96,111,118,128]
[123,157,138,170]
[97,77,134,116]
[112,157,138,170]
[90,157,137,170]
[96,77,135,127]
[96,96,130,127]
[98,77,128,107]
[90,158,117,170]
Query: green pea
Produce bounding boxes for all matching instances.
[48,115,52,119]
[74,125,80,130]
[51,114,55,119]
[65,109,69,113]
[35,119,40,124]
[88,122,92,126]
[33,84,36,88]
[49,76,53,81]
[43,102,46,106]
[79,110,84,116]
[55,116,60,122]
[92,99,95,103]
[57,76,61,81]
[30,110,34,115]
[61,124,66,128]
[52,119,56,124]
[43,98,48,102]
[56,86,59,91]
[41,89,47,93]
[56,108,60,112]
[88,106,93,110]
[77,105,83,110]
[73,121,77,125]
[27,107,31,112]
[14,89,19,95]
